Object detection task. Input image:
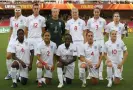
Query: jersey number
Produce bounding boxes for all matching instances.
[112,49,117,54]
[34,23,38,28]
[74,26,77,31]
[96,25,98,30]
[47,51,50,56]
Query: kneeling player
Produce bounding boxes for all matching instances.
[79,31,102,87]
[56,34,77,88]
[10,29,34,88]
[104,30,128,87]
[36,31,57,87]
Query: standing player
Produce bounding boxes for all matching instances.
[10,29,34,88]
[104,30,128,87]
[46,7,65,47]
[105,12,125,79]
[56,34,77,88]
[65,8,86,84]
[25,3,46,56]
[80,31,102,87]
[5,6,26,80]
[36,31,57,87]
[87,7,106,80]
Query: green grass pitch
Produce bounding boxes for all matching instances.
[0,33,133,90]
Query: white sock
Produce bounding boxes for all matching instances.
[11,68,17,83]
[79,68,86,84]
[107,67,112,79]
[99,61,103,76]
[57,67,63,84]
[6,59,12,74]
[37,68,42,83]
[41,78,46,84]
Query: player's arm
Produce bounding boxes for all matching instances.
[24,27,28,38]
[8,27,13,41]
[42,17,46,35]
[96,52,102,69]
[65,21,70,34]
[61,20,65,36]
[83,30,86,43]
[28,49,34,71]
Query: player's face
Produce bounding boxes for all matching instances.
[17,31,24,41]
[44,32,50,42]
[71,9,79,19]
[65,35,71,45]
[93,9,100,17]
[87,32,93,43]
[14,7,21,17]
[113,14,120,22]
[33,5,40,15]
[111,31,117,40]
[52,9,59,18]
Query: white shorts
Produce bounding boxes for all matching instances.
[63,64,75,79]
[28,38,42,55]
[7,38,16,52]
[36,60,53,78]
[13,60,29,78]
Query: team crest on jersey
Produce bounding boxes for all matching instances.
[119,27,121,31]
[70,49,73,52]
[51,46,53,49]
[59,22,61,27]
[39,19,41,22]
[20,20,23,23]
[99,21,102,25]
[78,22,80,25]
[117,44,119,47]
[94,46,97,49]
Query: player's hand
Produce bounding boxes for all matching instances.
[95,63,100,69]
[50,65,54,72]
[106,59,111,64]
[19,60,26,68]
[87,60,92,68]
[45,64,50,70]
[118,63,122,69]
[28,64,32,71]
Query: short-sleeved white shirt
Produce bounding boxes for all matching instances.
[56,43,78,65]
[65,18,86,41]
[11,40,33,65]
[80,42,102,64]
[104,39,127,64]
[25,15,46,38]
[87,17,106,40]
[36,41,57,65]
[10,15,26,39]
[105,21,125,40]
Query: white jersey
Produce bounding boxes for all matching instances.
[65,18,86,41]
[11,40,33,65]
[87,17,106,40]
[56,43,78,65]
[80,42,102,64]
[25,15,46,38]
[104,40,127,64]
[36,41,57,65]
[10,15,26,39]
[105,21,125,40]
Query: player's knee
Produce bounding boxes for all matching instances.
[114,77,120,85]
[91,77,98,85]
[80,63,87,68]
[6,53,12,59]
[57,62,63,68]
[21,77,28,85]
[11,61,19,69]
[45,78,52,85]
[66,77,72,84]
[37,62,43,68]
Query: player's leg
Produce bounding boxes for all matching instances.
[10,60,19,88]
[113,64,121,85]
[36,61,43,87]
[89,66,99,85]
[99,40,104,80]
[106,61,113,87]
[57,61,64,88]
[79,61,87,87]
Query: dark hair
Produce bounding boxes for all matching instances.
[113,12,120,17]
[41,31,50,37]
[94,7,101,12]
[33,3,39,7]
[17,29,24,35]
[64,33,73,43]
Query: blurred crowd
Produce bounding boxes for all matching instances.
[0,0,132,4]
